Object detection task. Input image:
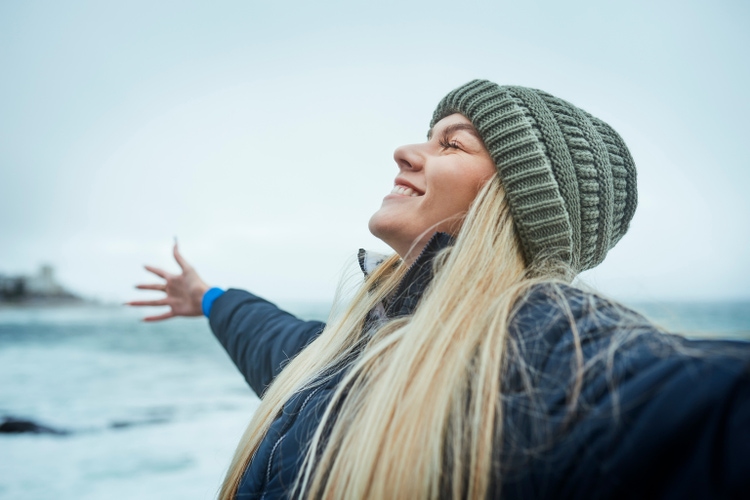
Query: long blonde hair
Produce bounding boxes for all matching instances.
[219,177,573,499]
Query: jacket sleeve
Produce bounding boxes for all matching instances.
[591,341,750,499]
[208,288,326,397]
[501,285,750,499]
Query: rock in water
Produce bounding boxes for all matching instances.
[0,417,69,435]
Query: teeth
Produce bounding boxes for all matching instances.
[391,185,420,197]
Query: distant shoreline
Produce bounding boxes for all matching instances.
[0,297,98,309]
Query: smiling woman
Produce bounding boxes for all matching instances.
[129,80,750,499]
[369,114,496,264]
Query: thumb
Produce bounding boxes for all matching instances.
[173,241,191,271]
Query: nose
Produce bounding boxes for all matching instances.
[393,143,424,172]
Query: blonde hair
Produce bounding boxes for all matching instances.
[219,177,574,499]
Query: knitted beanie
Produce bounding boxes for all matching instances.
[430,80,637,272]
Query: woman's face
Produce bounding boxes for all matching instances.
[368,113,497,263]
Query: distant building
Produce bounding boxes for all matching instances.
[25,265,64,295]
[0,265,80,303]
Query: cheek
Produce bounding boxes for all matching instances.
[436,171,486,213]
[460,162,496,203]
[432,168,495,225]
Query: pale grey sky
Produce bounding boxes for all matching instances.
[1,0,749,303]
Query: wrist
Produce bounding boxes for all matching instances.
[201,287,225,317]
[192,283,209,312]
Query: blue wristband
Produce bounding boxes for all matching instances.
[201,287,225,317]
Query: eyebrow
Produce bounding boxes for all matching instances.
[427,123,484,143]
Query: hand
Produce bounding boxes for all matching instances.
[127,242,211,321]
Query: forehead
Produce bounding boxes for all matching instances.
[427,113,480,140]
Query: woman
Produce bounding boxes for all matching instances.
[130,80,750,499]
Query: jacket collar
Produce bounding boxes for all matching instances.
[358,232,455,319]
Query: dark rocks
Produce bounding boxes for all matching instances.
[0,417,70,435]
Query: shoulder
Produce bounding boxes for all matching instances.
[510,282,643,339]
[510,281,750,355]
[507,282,655,373]
[508,281,750,388]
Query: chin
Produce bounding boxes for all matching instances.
[367,212,387,241]
[368,211,406,251]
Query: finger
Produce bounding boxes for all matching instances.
[126,298,170,307]
[143,311,175,322]
[173,242,190,271]
[144,265,171,279]
[135,284,167,291]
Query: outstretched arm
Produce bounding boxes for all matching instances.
[209,289,326,396]
[128,243,326,395]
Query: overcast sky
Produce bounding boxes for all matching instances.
[1,0,748,305]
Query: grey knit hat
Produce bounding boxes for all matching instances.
[430,80,637,272]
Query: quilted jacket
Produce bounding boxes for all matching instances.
[209,234,750,499]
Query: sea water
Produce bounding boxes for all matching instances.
[0,300,748,499]
[0,303,327,500]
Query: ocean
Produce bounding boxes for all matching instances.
[1,300,748,499]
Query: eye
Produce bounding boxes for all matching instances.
[439,137,461,150]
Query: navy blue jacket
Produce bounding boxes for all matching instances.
[210,236,750,499]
